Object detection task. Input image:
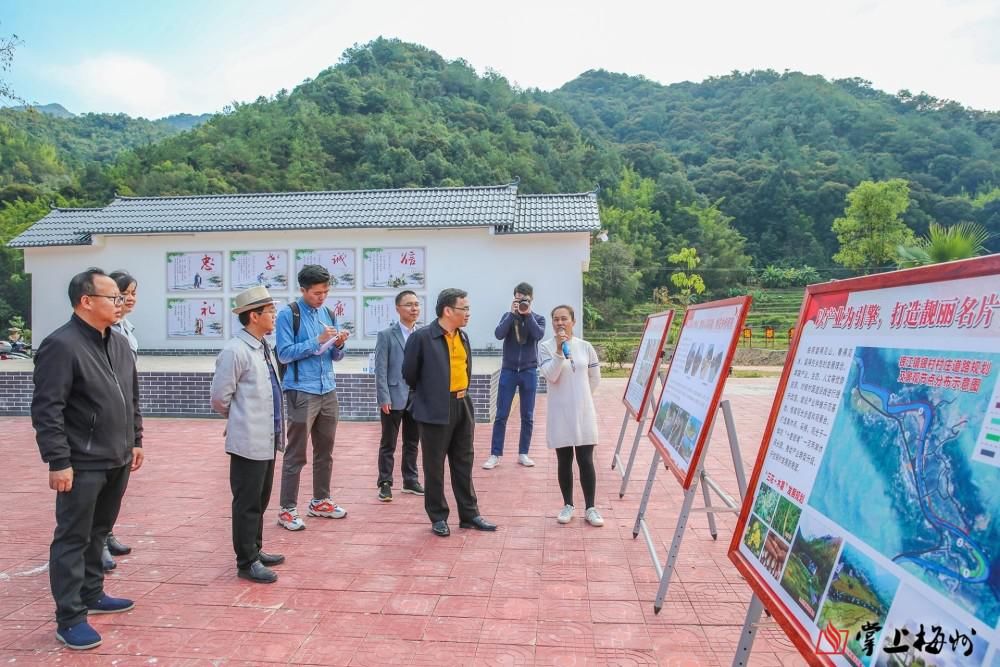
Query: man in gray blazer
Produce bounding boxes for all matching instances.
[374,290,424,502]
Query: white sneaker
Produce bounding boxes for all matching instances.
[557,505,575,524]
[482,455,501,469]
[517,454,535,467]
[585,507,605,527]
[277,507,305,531]
[308,498,347,519]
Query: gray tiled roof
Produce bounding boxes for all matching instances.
[498,192,600,235]
[7,208,100,247]
[9,183,600,248]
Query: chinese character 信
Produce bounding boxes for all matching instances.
[400,250,416,266]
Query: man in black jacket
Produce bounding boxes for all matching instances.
[402,288,496,537]
[31,268,144,650]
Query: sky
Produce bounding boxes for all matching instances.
[2,0,998,119]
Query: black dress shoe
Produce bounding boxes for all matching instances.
[258,551,285,566]
[431,520,450,537]
[101,545,116,571]
[459,516,497,531]
[106,534,131,556]
[238,560,277,583]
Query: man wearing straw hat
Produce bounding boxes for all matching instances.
[210,286,286,584]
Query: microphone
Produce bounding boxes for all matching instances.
[560,330,575,372]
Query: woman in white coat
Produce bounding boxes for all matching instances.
[538,305,604,526]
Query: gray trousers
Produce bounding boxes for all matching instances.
[280,389,339,509]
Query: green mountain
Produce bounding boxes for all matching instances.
[156,112,213,131]
[106,39,619,197]
[2,38,999,328]
[8,102,74,118]
[548,69,1000,264]
[0,107,198,168]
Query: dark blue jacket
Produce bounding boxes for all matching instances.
[494,312,546,371]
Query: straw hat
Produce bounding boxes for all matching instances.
[232,285,277,314]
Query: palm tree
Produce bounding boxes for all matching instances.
[896,222,992,268]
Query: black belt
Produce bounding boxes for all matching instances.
[450,390,467,399]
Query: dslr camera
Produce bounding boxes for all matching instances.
[516,298,531,314]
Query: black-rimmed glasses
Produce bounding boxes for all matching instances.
[88,294,126,305]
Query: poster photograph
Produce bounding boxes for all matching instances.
[623,310,674,419]
[166,251,223,291]
[230,250,288,291]
[167,298,224,338]
[647,296,750,488]
[729,256,1000,667]
[362,247,425,289]
[294,248,355,289]
[363,295,426,338]
[325,296,357,334]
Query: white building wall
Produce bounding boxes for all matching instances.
[24,227,590,350]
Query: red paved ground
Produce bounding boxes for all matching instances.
[0,378,807,666]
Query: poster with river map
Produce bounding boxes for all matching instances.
[729,258,1000,667]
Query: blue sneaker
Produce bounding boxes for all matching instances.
[56,621,102,650]
[87,594,135,614]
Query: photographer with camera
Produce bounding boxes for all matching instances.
[483,282,546,469]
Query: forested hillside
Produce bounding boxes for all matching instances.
[1,38,998,328]
[549,69,1000,266]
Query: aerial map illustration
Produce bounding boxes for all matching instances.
[809,346,1000,627]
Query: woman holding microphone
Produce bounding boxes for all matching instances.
[538,305,603,526]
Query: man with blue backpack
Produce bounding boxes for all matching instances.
[275,265,350,530]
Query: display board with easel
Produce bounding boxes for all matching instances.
[611,310,674,498]
[728,256,1000,667]
[631,296,752,612]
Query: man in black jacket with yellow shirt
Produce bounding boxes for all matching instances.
[31,268,144,650]
[402,288,496,537]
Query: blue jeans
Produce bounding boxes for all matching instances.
[490,368,538,456]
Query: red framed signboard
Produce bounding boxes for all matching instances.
[622,310,675,420]
[728,255,1000,667]
[647,296,750,489]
